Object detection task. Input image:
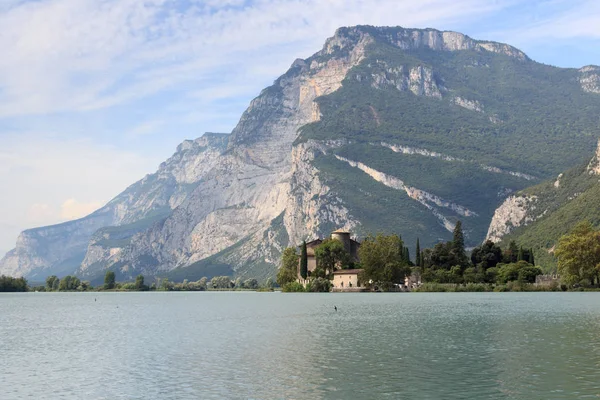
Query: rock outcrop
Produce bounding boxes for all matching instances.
[485,195,539,243]
[579,66,600,94]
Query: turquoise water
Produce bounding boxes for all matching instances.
[1,292,600,399]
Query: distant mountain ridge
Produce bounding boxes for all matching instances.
[1,25,599,282]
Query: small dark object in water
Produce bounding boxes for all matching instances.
[334,306,337,311]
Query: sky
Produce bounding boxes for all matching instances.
[0,0,599,255]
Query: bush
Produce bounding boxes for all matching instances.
[306,278,332,292]
[282,282,305,292]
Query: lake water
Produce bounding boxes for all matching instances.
[1,292,600,399]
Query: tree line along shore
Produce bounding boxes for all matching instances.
[275,220,600,293]
[1,220,599,293]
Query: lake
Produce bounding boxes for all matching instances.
[1,292,600,399]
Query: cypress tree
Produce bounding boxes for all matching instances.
[415,239,421,267]
[530,248,535,265]
[518,246,525,262]
[403,247,410,264]
[300,241,308,280]
[452,220,468,266]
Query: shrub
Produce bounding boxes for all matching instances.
[282,282,305,292]
[306,278,332,292]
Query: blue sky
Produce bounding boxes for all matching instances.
[0,0,599,255]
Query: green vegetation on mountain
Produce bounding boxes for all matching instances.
[299,32,600,249]
[500,161,600,271]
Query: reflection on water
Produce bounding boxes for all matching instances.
[1,292,600,399]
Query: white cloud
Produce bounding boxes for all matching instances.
[0,0,508,118]
[0,131,159,250]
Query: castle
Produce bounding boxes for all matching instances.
[297,230,361,289]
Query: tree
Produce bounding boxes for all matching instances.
[358,233,411,291]
[277,247,299,286]
[135,275,145,290]
[264,277,275,289]
[314,238,350,278]
[518,246,525,262]
[471,240,503,270]
[530,249,535,266]
[104,271,116,290]
[415,239,421,268]
[504,240,519,263]
[0,275,28,292]
[210,276,232,289]
[300,241,308,280]
[160,278,173,291]
[46,275,58,291]
[403,247,411,265]
[306,277,332,292]
[497,261,541,284]
[555,221,600,286]
[451,220,468,267]
[244,278,259,289]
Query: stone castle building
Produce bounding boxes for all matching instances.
[297,230,361,287]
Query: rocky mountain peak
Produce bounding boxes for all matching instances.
[327,25,528,60]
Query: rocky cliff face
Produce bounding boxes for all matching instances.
[2,25,600,281]
[0,133,229,278]
[486,139,600,244]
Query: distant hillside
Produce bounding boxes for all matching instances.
[487,141,600,271]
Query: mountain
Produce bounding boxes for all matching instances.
[486,140,600,271]
[2,25,600,283]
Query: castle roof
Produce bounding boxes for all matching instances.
[333,269,363,275]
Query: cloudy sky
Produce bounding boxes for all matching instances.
[0,0,599,255]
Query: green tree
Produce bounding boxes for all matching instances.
[160,278,173,291]
[497,261,542,284]
[0,275,28,292]
[415,239,421,268]
[471,240,503,269]
[403,247,411,264]
[52,278,60,291]
[300,241,308,280]
[244,278,259,289]
[59,275,72,291]
[451,220,468,267]
[46,275,58,291]
[504,240,519,263]
[358,233,411,291]
[104,271,116,290]
[264,277,275,289]
[306,277,332,292]
[135,275,145,290]
[518,246,525,262]
[210,276,232,289]
[314,238,350,278]
[277,247,298,286]
[555,221,600,286]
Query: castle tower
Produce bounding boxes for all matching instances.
[331,229,352,254]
